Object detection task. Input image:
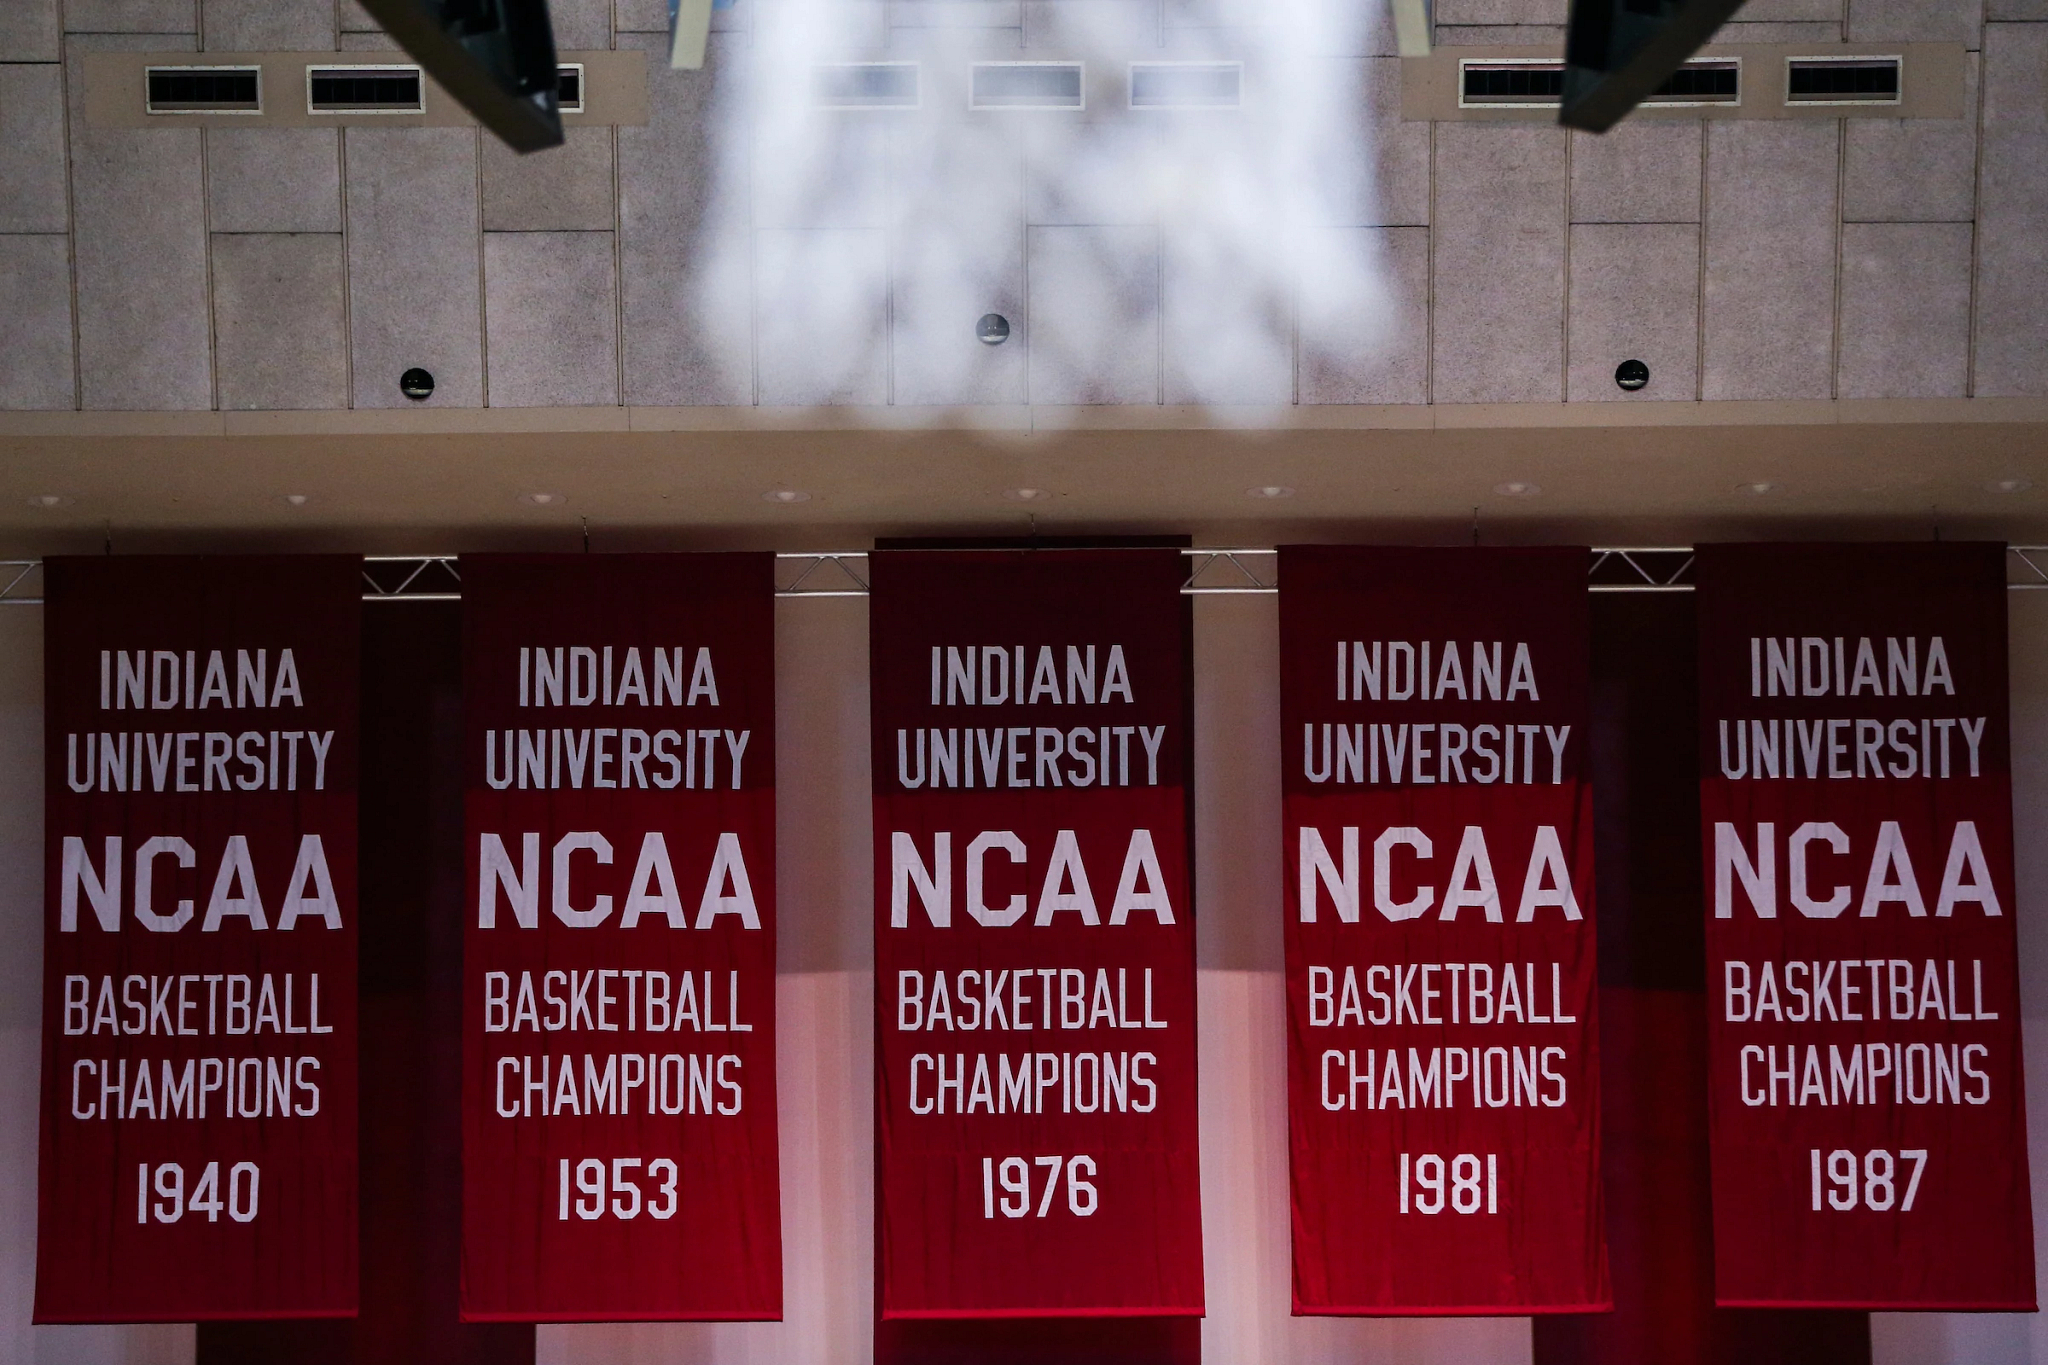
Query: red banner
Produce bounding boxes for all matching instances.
[459,554,781,1322]
[36,556,359,1322]
[871,548,1203,1317]
[1281,546,1608,1313]
[1697,542,2035,1308]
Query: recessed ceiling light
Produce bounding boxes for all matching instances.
[1493,481,1539,498]
[1004,487,1051,502]
[281,494,309,506]
[27,494,72,509]
[520,492,565,507]
[1246,485,1294,499]
[763,489,811,504]
[1740,481,1775,495]
[1987,477,2033,494]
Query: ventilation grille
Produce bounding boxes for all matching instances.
[1130,61,1241,108]
[1459,60,1564,106]
[971,62,1084,109]
[1462,57,1740,107]
[1787,55,1900,104]
[1644,58,1739,104]
[815,62,919,108]
[145,65,260,113]
[307,65,423,113]
[557,63,584,113]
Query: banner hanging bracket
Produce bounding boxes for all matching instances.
[362,555,462,601]
[3,547,2047,606]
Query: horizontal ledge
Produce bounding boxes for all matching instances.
[5,397,2048,439]
[2,550,2038,608]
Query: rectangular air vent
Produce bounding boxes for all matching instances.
[1462,57,1737,107]
[971,62,1084,110]
[307,65,424,114]
[1786,55,1900,104]
[815,62,919,109]
[557,63,584,113]
[1459,59,1564,107]
[1130,61,1241,109]
[145,65,260,113]
[1644,57,1739,104]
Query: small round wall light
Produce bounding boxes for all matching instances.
[977,314,1012,346]
[1614,359,1649,392]
[763,489,812,505]
[1988,477,2033,494]
[1246,485,1295,500]
[399,367,436,401]
[27,494,72,509]
[1493,481,1540,498]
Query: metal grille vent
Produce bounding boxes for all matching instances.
[970,62,1084,110]
[146,66,260,112]
[1787,56,1900,104]
[307,66,424,113]
[1645,59,1739,104]
[1462,57,1738,107]
[1130,62,1241,108]
[1460,60,1564,106]
[815,62,920,109]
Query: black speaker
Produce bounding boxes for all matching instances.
[354,0,564,151]
[1559,0,1746,132]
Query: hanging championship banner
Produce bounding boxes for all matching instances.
[1697,543,2035,1308]
[1281,546,1608,1314]
[37,556,360,1322]
[460,554,781,1322]
[872,548,1204,1318]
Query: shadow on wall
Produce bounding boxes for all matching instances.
[1534,594,1870,1365]
[198,605,533,1365]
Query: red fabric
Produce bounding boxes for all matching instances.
[1281,546,1609,1313]
[876,1314,1202,1362]
[1535,991,1872,1365]
[458,554,781,1321]
[1562,989,1716,1361]
[1696,542,2034,1308]
[201,602,534,1364]
[870,548,1204,1317]
[1537,595,1867,1365]
[37,556,361,1321]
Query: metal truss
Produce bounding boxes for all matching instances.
[1,547,2043,605]
[1587,547,1695,593]
[774,551,869,598]
[0,560,41,605]
[362,555,461,601]
[2008,546,2048,589]
[779,546,1692,596]
[1182,549,1278,594]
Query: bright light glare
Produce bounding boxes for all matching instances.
[691,0,1391,419]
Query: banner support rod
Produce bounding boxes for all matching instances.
[3,547,2045,605]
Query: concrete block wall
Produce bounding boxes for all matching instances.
[0,0,2041,411]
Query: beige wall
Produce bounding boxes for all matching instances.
[3,0,2042,416]
[3,589,2047,1364]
